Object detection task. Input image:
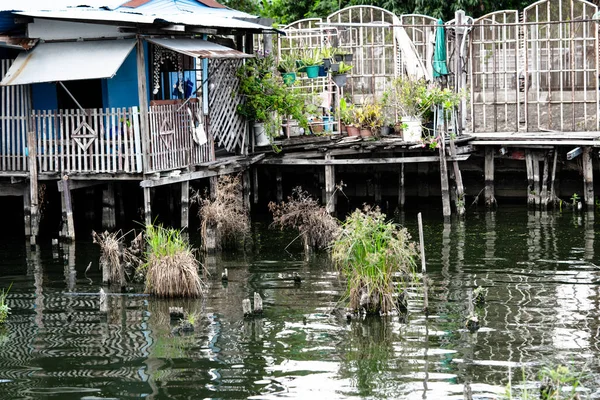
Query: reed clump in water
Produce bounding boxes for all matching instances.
[143,224,204,298]
[92,230,142,286]
[0,283,11,324]
[269,187,339,250]
[331,206,419,315]
[197,174,249,250]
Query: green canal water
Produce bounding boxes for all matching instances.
[0,206,600,399]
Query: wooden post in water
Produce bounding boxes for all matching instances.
[484,147,495,207]
[583,147,594,209]
[324,153,335,214]
[276,169,283,203]
[27,131,39,245]
[418,213,428,312]
[136,36,150,174]
[181,180,189,230]
[102,183,116,230]
[62,175,75,242]
[540,151,550,209]
[143,187,152,226]
[252,167,259,205]
[448,137,465,216]
[242,169,251,213]
[23,186,31,237]
[398,163,405,209]
[532,152,541,208]
[253,292,263,314]
[550,148,558,206]
[525,150,535,207]
[438,140,451,218]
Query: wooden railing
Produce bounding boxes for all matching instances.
[31,107,143,174]
[147,102,213,173]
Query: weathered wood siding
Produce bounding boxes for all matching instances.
[0,59,31,172]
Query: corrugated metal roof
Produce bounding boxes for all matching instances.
[0,39,136,85]
[16,9,270,30]
[147,37,252,58]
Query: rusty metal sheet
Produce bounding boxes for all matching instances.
[0,36,37,50]
[0,39,136,86]
[147,38,252,59]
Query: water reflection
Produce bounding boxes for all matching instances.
[0,207,598,398]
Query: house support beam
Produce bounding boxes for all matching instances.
[27,132,39,245]
[583,147,594,209]
[324,153,335,214]
[252,167,259,205]
[276,169,283,203]
[484,147,495,207]
[102,183,116,230]
[439,142,451,218]
[525,150,535,207]
[448,138,465,216]
[398,163,405,209]
[242,169,251,214]
[181,181,189,230]
[61,176,75,242]
[23,186,31,237]
[143,187,152,226]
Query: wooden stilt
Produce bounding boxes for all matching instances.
[540,151,550,209]
[252,167,259,205]
[143,187,152,226]
[85,187,96,224]
[276,169,283,203]
[59,186,67,239]
[398,163,405,209]
[374,171,382,205]
[583,147,594,209]
[181,181,189,230]
[23,186,31,237]
[438,141,451,218]
[324,153,335,214]
[242,169,251,213]
[484,147,495,207]
[550,148,558,206]
[116,183,126,221]
[62,176,75,242]
[448,137,465,216]
[417,163,429,197]
[525,150,535,207]
[102,183,116,230]
[27,132,39,246]
[209,176,217,201]
[532,152,541,208]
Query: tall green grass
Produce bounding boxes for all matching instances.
[143,224,203,298]
[331,206,419,314]
[0,283,11,324]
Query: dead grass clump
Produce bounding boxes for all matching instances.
[144,224,204,298]
[197,174,249,250]
[268,187,339,250]
[92,230,142,286]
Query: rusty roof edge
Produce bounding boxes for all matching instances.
[0,36,38,50]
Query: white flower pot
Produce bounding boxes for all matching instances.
[401,117,422,143]
[253,122,270,146]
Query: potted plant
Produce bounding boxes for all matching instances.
[278,53,298,86]
[338,97,354,135]
[300,49,322,79]
[334,48,353,62]
[236,55,308,151]
[320,45,335,71]
[355,101,383,138]
[383,77,431,142]
[331,62,353,87]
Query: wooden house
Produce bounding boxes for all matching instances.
[0,0,272,242]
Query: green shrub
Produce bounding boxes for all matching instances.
[0,283,12,324]
[331,206,419,315]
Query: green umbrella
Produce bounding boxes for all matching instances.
[432,19,449,78]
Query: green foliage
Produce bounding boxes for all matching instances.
[277,53,297,73]
[539,365,584,400]
[181,311,200,326]
[236,54,308,144]
[300,48,323,66]
[145,224,191,260]
[338,98,355,125]
[382,77,430,119]
[355,102,383,130]
[334,61,353,75]
[331,206,419,314]
[570,193,580,207]
[0,283,11,324]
